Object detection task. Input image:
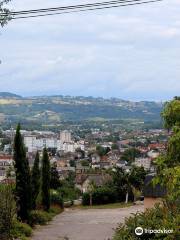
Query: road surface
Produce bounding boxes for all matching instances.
[31,205,144,240]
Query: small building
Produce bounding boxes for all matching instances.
[76,174,111,193]
[134,157,151,170]
[0,155,13,181]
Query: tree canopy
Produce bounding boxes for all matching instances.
[162,97,180,129]
[0,0,11,27]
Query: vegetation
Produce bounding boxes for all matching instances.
[113,204,179,240]
[77,202,132,209]
[50,190,64,208]
[0,124,64,240]
[50,163,61,190]
[113,97,180,239]
[0,0,11,27]
[31,152,41,210]
[110,166,146,203]
[80,159,90,167]
[121,148,141,163]
[83,186,118,206]
[41,148,51,211]
[0,93,162,129]
[0,136,11,151]
[11,221,32,240]
[14,124,32,221]
[0,184,16,240]
[82,166,146,206]
[96,145,111,157]
[58,174,81,202]
[28,206,62,227]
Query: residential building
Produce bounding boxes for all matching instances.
[60,130,71,143]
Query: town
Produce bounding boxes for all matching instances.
[0,0,179,239]
[0,127,169,191]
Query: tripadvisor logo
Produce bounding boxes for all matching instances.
[135,227,174,236]
[135,227,143,236]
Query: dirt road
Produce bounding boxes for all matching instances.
[31,205,144,240]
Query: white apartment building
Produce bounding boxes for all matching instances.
[134,157,151,170]
[24,132,84,153]
[60,130,71,143]
[24,136,58,152]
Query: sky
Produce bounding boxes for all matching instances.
[0,0,180,101]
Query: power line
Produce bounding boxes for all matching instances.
[9,0,156,15]
[0,0,163,20]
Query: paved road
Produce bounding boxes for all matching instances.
[31,205,144,240]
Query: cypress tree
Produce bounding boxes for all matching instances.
[50,163,60,190]
[13,123,31,221]
[31,151,40,210]
[41,148,50,211]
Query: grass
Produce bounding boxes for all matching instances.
[73,202,133,210]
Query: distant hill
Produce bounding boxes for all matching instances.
[0,92,22,99]
[0,93,163,128]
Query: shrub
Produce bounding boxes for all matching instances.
[11,220,32,239]
[28,210,52,226]
[82,186,119,205]
[50,190,64,208]
[57,185,81,202]
[82,192,90,205]
[48,206,63,216]
[113,204,179,240]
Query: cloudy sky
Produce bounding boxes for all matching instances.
[0,0,180,101]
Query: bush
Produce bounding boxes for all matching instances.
[28,210,52,226]
[82,186,118,205]
[50,190,64,208]
[57,185,81,202]
[11,220,32,239]
[28,207,63,227]
[48,206,63,216]
[82,192,90,206]
[113,204,179,240]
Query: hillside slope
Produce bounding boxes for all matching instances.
[0,93,163,127]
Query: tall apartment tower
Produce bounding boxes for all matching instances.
[60,130,71,143]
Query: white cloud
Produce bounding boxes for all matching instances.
[0,0,180,100]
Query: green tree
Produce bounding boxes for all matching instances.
[111,143,119,150]
[50,163,60,190]
[110,166,146,203]
[13,123,31,221]
[96,145,110,157]
[113,99,180,240]
[41,148,50,211]
[155,97,180,210]
[0,0,11,27]
[161,97,180,129]
[87,181,96,206]
[128,166,146,202]
[69,159,75,167]
[31,152,40,210]
[0,137,11,151]
[80,159,89,167]
[121,148,141,163]
[0,184,16,240]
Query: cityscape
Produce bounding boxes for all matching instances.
[0,0,179,240]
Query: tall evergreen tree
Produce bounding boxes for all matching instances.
[50,163,60,190]
[41,148,50,211]
[13,123,31,221]
[31,151,40,209]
